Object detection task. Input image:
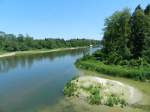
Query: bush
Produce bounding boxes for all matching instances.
[88,86,102,105]
[75,59,150,81]
[63,81,77,97]
[93,50,104,61]
[120,99,127,108]
[106,95,114,107]
[119,60,129,66]
[106,94,127,107]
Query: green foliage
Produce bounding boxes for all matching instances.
[102,8,131,60]
[106,94,127,107]
[76,59,150,81]
[144,4,150,15]
[88,86,102,105]
[86,85,128,107]
[63,81,77,97]
[119,60,129,66]
[106,52,122,65]
[0,32,100,52]
[106,95,115,107]
[81,54,93,61]
[130,5,147,58]
[120,99,128,108]
[97,4,150,67]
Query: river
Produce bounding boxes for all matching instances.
[0,48,98,112]
[0,47,149,112]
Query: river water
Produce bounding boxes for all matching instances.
[0,48,98,112]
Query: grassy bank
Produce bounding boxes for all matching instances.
[0,47,86,58]
[75,59,150,81]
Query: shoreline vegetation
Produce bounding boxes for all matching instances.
[75,4,150,82]
[0,31,100,58]
[0,47,87,58]
[75,59,150,82]
[63,4,150,111]
[0,31,100,52]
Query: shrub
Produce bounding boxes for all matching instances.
[82,54,92,61]
[120,99,127,108]
[63,81,77,97]
[106,95,114,107]
[88,86,102,105]
[119,60,129,66]
[129,59,139,67]
[105,94,127,107]
[75,59,150,81]
[106,52,123,65]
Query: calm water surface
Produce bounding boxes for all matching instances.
[0,48,98,112]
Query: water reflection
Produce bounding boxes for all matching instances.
[0,48,100,112]
[0,48,88,73]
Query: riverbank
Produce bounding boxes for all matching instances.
[0,47,86,58]
[36,69,150,112]
[73,58,150,112]
[75,59,150,82]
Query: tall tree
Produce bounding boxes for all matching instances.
[143,4,150,62]
[144,4,150,15]
[130,5,147,58]
[102,9,131,63]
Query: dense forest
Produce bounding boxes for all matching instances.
[0,31,100,52]
[76,5,150,81]
[95,4,150,66]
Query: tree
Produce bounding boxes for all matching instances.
[144,4,150,15]
[0,31,100,52]
[143,4,150,62]
[97,4,150,65]
[130,5,147,58]
[102,9,131,63]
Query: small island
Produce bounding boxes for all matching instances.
[63,76,142,108]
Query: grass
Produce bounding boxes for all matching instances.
[75,59,150,81]
[63,80,78,97]
[106,94,127,107]
[88,86,102,105]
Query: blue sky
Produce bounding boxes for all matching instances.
[0,0,149,40]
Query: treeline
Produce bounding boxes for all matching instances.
[95,4,150,66]
[0,32,100,52]
[76,4,150,81]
